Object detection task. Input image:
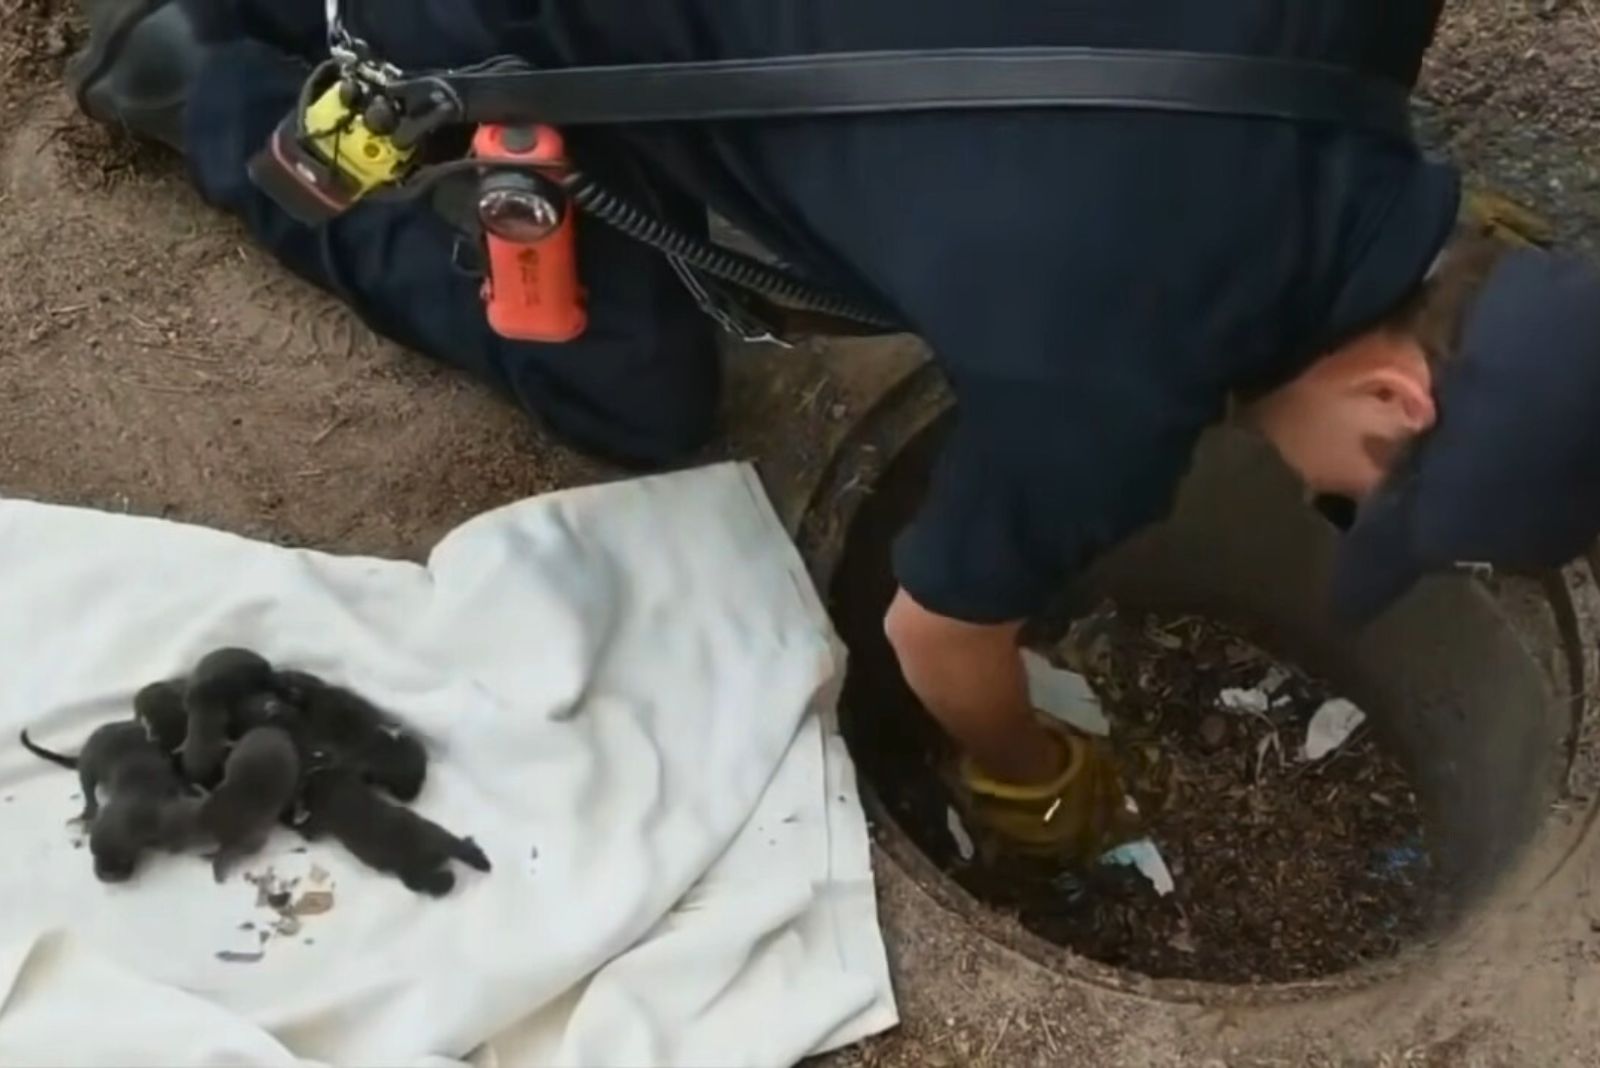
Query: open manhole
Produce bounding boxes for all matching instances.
[810,372,1581,992]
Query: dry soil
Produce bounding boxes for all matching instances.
[4,2,1600,1065]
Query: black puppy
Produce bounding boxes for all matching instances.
[21,723,197,881]
[133,679,187,756]
[23,721,155,823]
[231,689,301,737]
[183,647,277,784]
[197,721,300,883]
[298,766,489,896]
[276,670,427,801]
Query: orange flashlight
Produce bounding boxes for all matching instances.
[471,124,588,344]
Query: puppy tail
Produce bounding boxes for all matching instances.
[19,729,78,770]
[453,836,492,872]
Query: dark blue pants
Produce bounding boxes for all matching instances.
[181,0,719,467]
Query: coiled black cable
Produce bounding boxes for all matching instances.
[371,161,897,331]
[559,169,902,331]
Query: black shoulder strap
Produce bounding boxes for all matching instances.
[424,47,1414,142]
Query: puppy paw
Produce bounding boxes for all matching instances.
[455,837,492,872]
[402,868,455,896]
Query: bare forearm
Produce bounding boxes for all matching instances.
[884,587,1061,784]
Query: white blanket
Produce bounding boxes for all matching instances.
[0,463,896,1067]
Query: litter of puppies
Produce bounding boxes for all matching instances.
[18,647,491,896]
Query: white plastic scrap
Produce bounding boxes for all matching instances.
[1217,687,1270,716]
[946,806,976,862]
[1302,698,1367,761]
[1101,839,1175,897]
[1022,650,1110,736]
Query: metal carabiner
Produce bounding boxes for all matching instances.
[323,0,402,81]
[324,0,356,58]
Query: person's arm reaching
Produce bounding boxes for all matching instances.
[883,587,1066,785]
[887,367,1216,790]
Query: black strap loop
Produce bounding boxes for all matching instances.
[417,47,1414,142]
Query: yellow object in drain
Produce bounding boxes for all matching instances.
[957,722,1140,862]
[303,84,414,194]
[1461,186,1554,248]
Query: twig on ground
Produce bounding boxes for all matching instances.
[310,413,348,445]
[980,1007,1016,1064]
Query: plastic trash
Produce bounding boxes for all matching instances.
[1101,838,1175,896]
[1023,650,1110,736]
[1217,687,1270,716]
[1303,698,1366,761]
[1371,836,1429,882]
[946,806,976,862]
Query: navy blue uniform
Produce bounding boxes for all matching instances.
[183,0,1459,622]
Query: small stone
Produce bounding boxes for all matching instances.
[291,890,335,916]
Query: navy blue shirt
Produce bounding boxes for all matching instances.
[514,1,1461,621]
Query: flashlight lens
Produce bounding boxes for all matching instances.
[479,187,563,242]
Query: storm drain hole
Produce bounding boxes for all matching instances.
[830,418,1555,985]
[863,598,1429,983]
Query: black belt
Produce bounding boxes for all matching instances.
[403,47,1414,142]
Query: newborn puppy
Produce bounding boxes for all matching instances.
[90,792,206,881]
[231,689,300,737]
[298,766,489,896]
[355,727,428,803]
[21,723,194,881]
[133,679,188,756]
[183,647,276,784]
[22,721,155,823]
[197,723,300,883]
[276,670,427,801]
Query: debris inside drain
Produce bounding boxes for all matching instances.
[898,605,1432,983]
[1101,839,1175,896]
[945,806,976,862]
[1303,698,1368,762]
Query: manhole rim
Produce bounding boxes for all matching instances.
[798,363,1600,1007]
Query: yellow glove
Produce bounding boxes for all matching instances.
[1461,186,1554,248]
[956,722,1140,863]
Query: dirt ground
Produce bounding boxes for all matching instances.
[4,1,1600,1065]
